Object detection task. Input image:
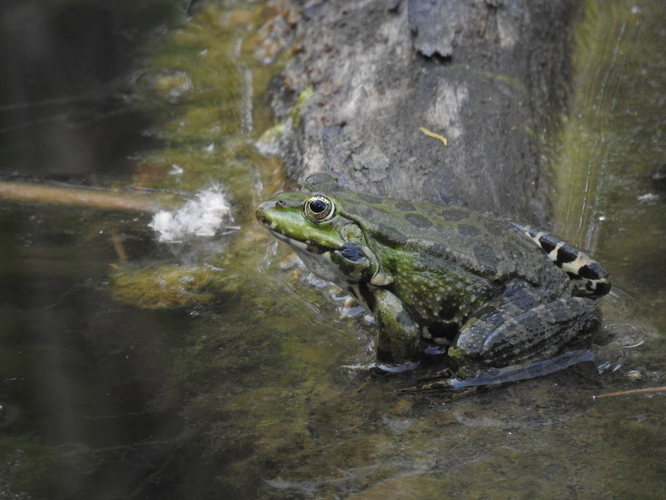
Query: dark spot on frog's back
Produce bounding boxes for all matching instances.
[458,224,481,237]
[375,223,408,246]
[405,213,433,229]
[437,207,469,221]
[482,218,508,237]
[302,173,341,191]
[358,193,382,204]
[502,240,526,260]
[473,244,500,273]
[395,201,416,212]
[425,242,454,259]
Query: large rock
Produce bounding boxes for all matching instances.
[267,0,579,223]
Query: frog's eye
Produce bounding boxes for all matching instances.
[304,195,335,222]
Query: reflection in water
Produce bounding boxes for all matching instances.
[0,0,665,499]
[553,0,666,377]
[0,206,185,497]
[0,1,193,498]
[0,0,181,177]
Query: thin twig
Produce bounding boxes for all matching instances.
[592,386,666,399]
[0,181,176,212]
[110,228,129,263]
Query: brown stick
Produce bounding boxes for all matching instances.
[592,386,666,399]
[0,181,175,212]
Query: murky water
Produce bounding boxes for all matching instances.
[1,0,665,498]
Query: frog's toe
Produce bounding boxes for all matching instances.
[371,361,420,374]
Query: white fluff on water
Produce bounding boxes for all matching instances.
[149,185,237,243]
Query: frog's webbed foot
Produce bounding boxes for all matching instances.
[453,285,601,368]
[400,349,595,397]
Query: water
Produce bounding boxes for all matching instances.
[1,0,665,498]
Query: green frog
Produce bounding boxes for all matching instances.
[256,174,611,379]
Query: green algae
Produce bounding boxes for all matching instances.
[553,1,666,251]
[110,264,223,308]
[131,2,286,200]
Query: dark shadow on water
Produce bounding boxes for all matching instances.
[0,0,184,178]
[0,2,203,498]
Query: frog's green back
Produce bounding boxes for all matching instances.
[302,174,564,288]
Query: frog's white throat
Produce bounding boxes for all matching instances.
[268,228,393,291]
[269,229,346,284]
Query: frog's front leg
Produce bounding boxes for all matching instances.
[372,289,421,371]
[450,285,601,370]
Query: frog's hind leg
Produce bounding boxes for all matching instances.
[511,223,611,298]
[451,285,602,369]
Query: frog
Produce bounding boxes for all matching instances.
[255,173,611,379]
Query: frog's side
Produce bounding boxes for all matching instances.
[256,173,611,376]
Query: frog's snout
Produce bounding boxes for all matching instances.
[256,198,302,226]
[255,201,274,226]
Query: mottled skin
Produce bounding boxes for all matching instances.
[256,174,611,375]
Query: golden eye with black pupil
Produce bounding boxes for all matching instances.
[304,195,334,222]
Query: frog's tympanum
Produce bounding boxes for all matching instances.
[256,174,611,379]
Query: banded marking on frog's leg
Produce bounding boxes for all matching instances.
[452,287,601,368]
[372,289,421,371]
[510,223,611,298]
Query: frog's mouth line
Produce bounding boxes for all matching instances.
[265,228,334,255]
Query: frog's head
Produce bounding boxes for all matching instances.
[256,174,384,286]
